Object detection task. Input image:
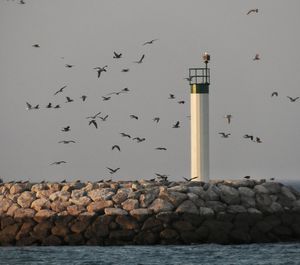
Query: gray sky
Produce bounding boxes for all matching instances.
[0,0,300,182]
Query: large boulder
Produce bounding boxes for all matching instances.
[121,199,139,211]
[176,200,198,215]
[31,198,51,211]
[87,200,113,213]
[17,191,36,208]
[149,198,174,213]
[159,190,188,207]
[88,188,115,202]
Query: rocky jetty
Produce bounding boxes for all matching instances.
[0,179,300,246]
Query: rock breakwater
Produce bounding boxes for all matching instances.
[0,179,300,246]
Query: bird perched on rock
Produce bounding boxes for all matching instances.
[113,52,122,59]
[65,64,74,68]
[219,132,231,138]
[244,176,251,179]
[54,85,67,96]
[94,65,108,78]
[134,54,145,64]
[155,173,168,181]
[54,105,60,109]
[143,39,158,45]
[80,95,87,102]
[247,8,258,15]
[46,103,52,108]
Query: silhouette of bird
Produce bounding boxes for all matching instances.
[54,85,67,95]
[120,133,131,138]
[153,117,160,123]
[107,167,120,174]
[102,96,111,101]
[247,8,258,15]
[253,54,260,60]
[178,100,185,104]
[133,137,146,143]
[271,92,278,97]
[121,68,130,72]
[155,173,168,181]
[155,147,167,150]
[255,137,262,143]
[51,161,67,165]
[100,115,109,121]
[54,105,60,109]
[270,177,275,181]
[113,52,122,59]
[134,54,145,64]
[169,94,175,99]
[32,44,40,48]
[80,95,87,102]
[183,176,198,182]
[112,145,121,151]
[130,115,139,120]
[224,114,232,124]
[58,140,76,144]
[121,87,130,92]
[94,66,108,78]
[61,126,70,132]
[287,96,299,102]
[184,77,192,82]
[86,111,102,120]
[65,96,74,103]
[143,39,158,45]
[172,121,180,128]
[65,64,74,68]
[61,179,67,183]
[219,132,231,138]
[46,103,52,108]
[244,134,254,141]
[244,176,251,179]
[26,102,39,110]
[89,119,98,129]
[19,0,25,4]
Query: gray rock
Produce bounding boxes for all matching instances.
[256,193,272,211]
[203,188,219,201]
[199,207,214,217]
[254,185,270,194]
[129,208,152,221]
[69,196,91,207]
[281,186,297,201]
[88,188,115,201]
[227,205,247,214]
[188,186,205,197]
[240,195,256,208]
[176,200,198,215]
[219,185,240,205]
[139,188,159,208]
[269,202,283,213]
[262,182,282,194]
[205,201,227,212]
[159,190,188,207]
[149,198,174,213]
[71,189,87,199]
[49,191,70,202]
[187,193,205,208]
[238,187,255,197]
[167,185,188,193]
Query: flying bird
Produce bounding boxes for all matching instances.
[133,137,146,143]
[172,121,180,128]
[89,119,98,129]
[244,176,251,179]
[54,85,67,95]
[155,147,167,151]
[54,105,60,109]
[100,115,109,121]
[255,137,262,143]
[65,96,74,103]
[183,176,198,182]
[121,68,130,72]
[86,111,102,120]
[26,102,39,110]
[219,132,231,138]
[112,145,121,151]
[113,52,122,59]
[155,173,168,181]
[19,0,25,4]
[271,92,278,97]
[153,117,160,123]
[120,133,131,138]
[134,54,145,64]
[287,96,299,102]
[80,95,87,102]
[32,44,40,48]
[184,77,192,82]
[94,65,108,78]
[253,54,260,61]
[46,103,52,108]
[102,96,111,101]
[169,94,175,99]
[107,167,120,174]
[143,39,158,45]
[244,134,254,141]
[121,87,130,92]
[50,161,67,165]
[58,140,76,144]
[130,115,139,120]
[61,126,70,132]
[65,64,74,68]
[247,8,258,15]
[224,114,232,124]
[178,100,185,104]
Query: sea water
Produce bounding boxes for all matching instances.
[0,243,300,265]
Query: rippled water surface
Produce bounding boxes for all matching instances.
[0,243,300,265]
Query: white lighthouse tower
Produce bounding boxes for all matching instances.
[190,52,210,182]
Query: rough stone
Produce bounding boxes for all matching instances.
[87,200,113,213]
[51,200,71,212]
[31,198,51,212]
[14,208,36,220]
[116,215,139,230]
[262,182,282,194]
[0,198,13,212]
[254,185,270,194]
[281,187,297,201]
[188,186,205,197]
[205,201,227,212]
[176,200,198,215]
[34,209,56,223]
[139,188,159,208]
[17,191,36,208]
[104,208,128,216]
[219,185,240,205]
[69,196,91,207]
[49,191,71,202]
[199,207,214,217]
[238,187,255,197]
[67,205,85,216]
[159,190,188,207]
[121,199,139,211]
[149,198,174,213]
[88,188,115,202]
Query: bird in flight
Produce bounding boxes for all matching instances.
[224,114,232,124]
[112,145,121,151]
[50,161,67,165]
[130,114,139,120]
[54,105,60,109]
[183,176,198,182]
[46,103,52,108]
[58,140,76,144]
[61,126,70,132]
[287,96,299,102]
[26,102,39,110]
[247,8,258,15]
[178,100,185,104]
[172,121,180,128]
[89,119,98,129]
[169,94,175,99]
[100,115,109,121]
[86,111,102,119]
[54,85,67,96]
[32,44,40,48]
[120,133,131,138]
[219,132,231,138]
[107,167,120,174]
[133,137,146,143]
[244,134,254,141]
[253,54,260,61]
[143,39,158,45]
[255,137,262,143]
[94,65,108,78]
[65,64,74,68]
[121,68,130,72]
[153,117,160,123]
[65,96,74,103]
[155,173,168,181]
[102,96,111,101]
[184,77,192,82]
[244,176,251,179]
[271,92,278,97]
[121,87,130,93]
[134,54,145,64]
[80,95,87,102]
[155,147,167,151]
[113,52,122,59]
[19,0,25,4]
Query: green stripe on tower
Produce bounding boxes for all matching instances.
[190,84,209,94]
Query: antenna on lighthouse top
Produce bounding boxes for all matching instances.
[202,52,211,64]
